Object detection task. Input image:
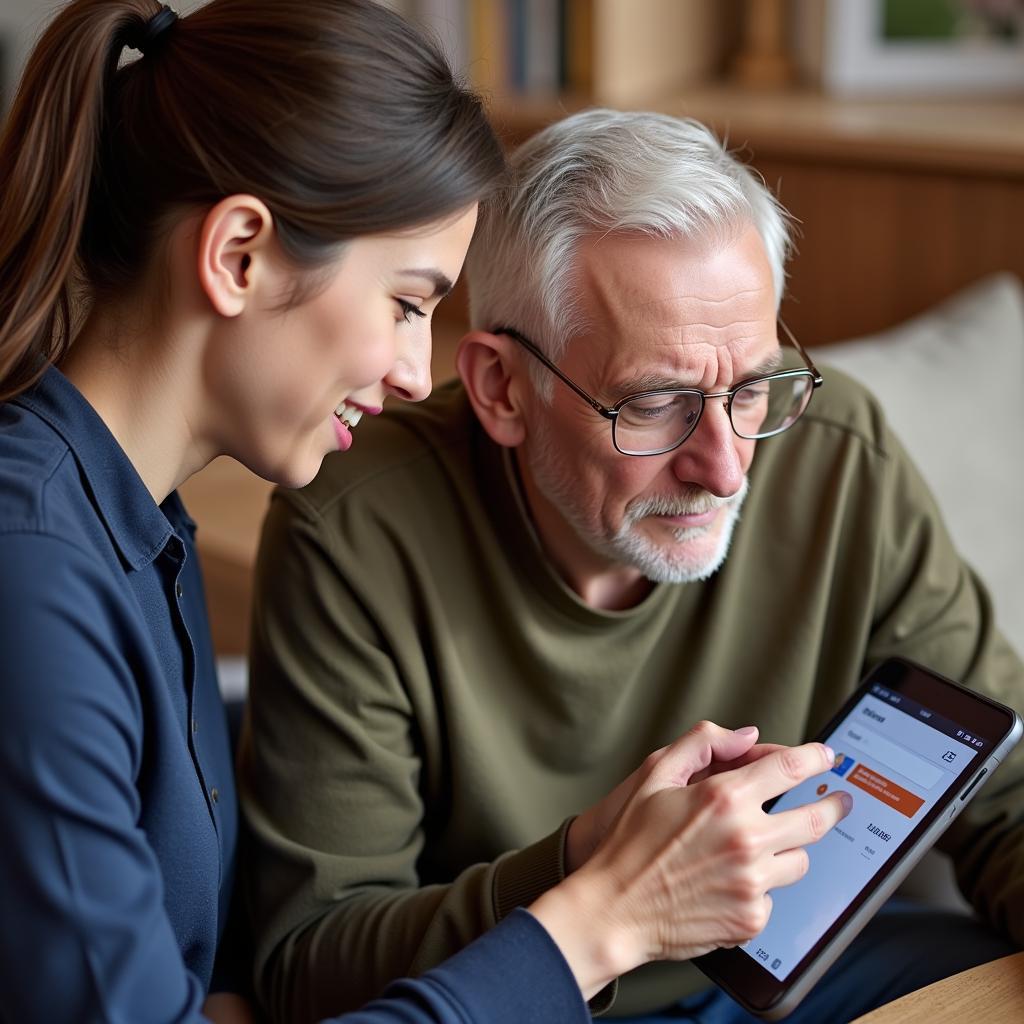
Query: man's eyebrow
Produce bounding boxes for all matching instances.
[612,349,787,397]
[752,349,785,375]
[397,269,454,300]
[613,372,686,395]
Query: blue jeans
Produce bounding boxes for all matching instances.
[613,901,1016,1023]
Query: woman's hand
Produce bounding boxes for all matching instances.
[529,722,850,999]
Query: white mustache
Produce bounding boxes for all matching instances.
[625,489,736,523]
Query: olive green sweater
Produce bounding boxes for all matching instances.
[240,371,1024,1022]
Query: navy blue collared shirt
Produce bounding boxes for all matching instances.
[0,368,589,1024]
[0,367,238,1020]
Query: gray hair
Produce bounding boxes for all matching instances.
[466,108,792,398]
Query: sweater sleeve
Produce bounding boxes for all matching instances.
[323,910,588,1024]
[240,493,574,1023]
[866,424,1024,946]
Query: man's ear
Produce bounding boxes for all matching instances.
[456,331,530,449]
[196,195,276,318]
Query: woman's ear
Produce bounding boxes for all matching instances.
[456,331,529,449]
[197,195,276,317]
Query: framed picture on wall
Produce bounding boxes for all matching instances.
[816,0,1024,96]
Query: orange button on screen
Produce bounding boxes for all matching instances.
[848,764,925,818]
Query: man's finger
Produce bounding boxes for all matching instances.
[690,742,786,784]
[640,721,759,793]
[733,742,836,802]
[768,790,853,850]
[768,847,811,891]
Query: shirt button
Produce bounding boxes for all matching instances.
[210,786,219,804]
[175,581,184,598]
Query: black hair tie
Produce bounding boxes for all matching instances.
[127,5,178,55]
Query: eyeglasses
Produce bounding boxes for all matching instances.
[493,321,823,457]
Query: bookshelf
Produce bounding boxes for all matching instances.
[400,0,739,105]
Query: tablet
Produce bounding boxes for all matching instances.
[694,657,1022,1020]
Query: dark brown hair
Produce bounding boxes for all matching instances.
[0,0,506,401]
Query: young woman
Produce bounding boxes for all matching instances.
[0,2,844,1022]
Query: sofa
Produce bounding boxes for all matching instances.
[811,272,1023,663]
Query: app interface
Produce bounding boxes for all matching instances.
[741,684,980,981]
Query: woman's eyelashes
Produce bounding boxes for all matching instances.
[396,298,427,324]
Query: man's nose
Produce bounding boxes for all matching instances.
[668,398,745,497]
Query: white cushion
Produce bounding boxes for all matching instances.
[810,273,1024,659]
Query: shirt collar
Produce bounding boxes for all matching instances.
[15,366,195,570]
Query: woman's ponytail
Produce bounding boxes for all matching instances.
[1,0,506,403]
[0,0,160,401]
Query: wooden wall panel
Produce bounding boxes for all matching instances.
[759,159,1024,344]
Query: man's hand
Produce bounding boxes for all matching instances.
[565,722,775,872]
[530,723,850,999]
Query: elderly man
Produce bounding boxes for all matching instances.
[241,110,1023,1022]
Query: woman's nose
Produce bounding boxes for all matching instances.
[384,338,433,403]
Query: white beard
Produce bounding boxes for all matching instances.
[526,418,749,584]
[607,476,749,583]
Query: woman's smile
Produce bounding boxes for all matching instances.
[331,398,382,451]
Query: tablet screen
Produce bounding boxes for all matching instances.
[741,682,981,981]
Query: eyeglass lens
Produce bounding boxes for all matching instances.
[614,374,815,455]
